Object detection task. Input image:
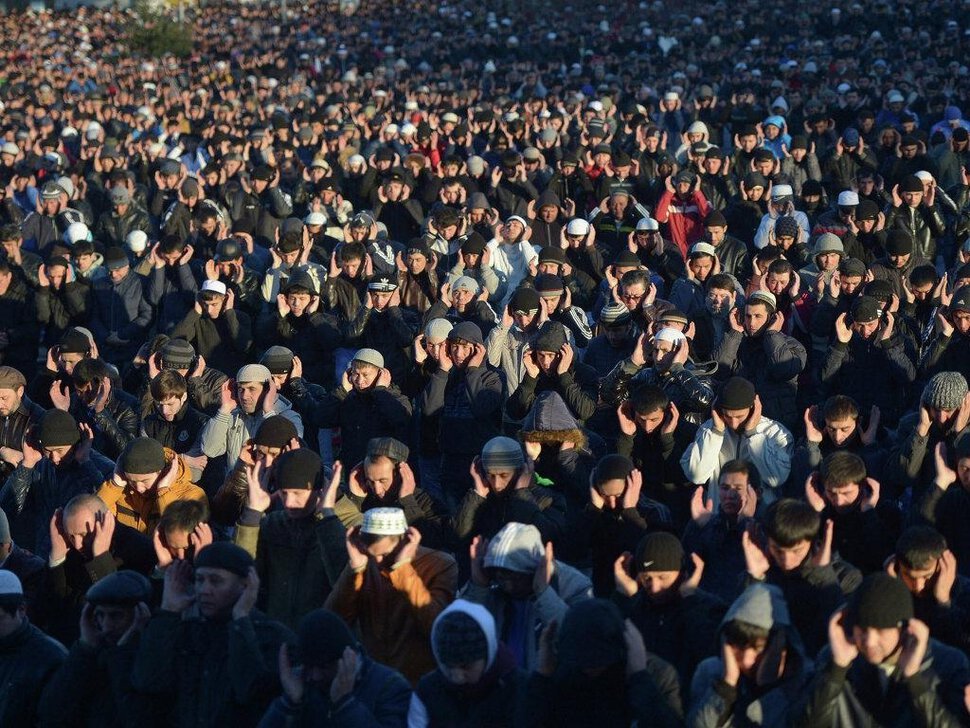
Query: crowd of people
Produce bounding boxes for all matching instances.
[1,0,970,725]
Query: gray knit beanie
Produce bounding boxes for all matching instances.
[922,372,968,411]
[481,436,524,472]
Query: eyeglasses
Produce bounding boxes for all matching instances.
[620,292,645,302]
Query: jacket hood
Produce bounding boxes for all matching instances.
[520,390,580,433]
[723,583,790,631]
[686,121,710,142]
[536,189,561,210]
[431,599,498,670]
[484,522,543,573]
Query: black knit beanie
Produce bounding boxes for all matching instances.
[120,437,166,475]
[532,321,568,353]
[634,532,684,573]
[38,409,80,447]
[298,609,356,666]
[274,448,321,491]
[254,415,298,448]
[593,454,634,486]
[847,573,913,629]
[194,542,253,577]
[719,377,756,410]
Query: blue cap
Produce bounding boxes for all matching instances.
[945,106,963,122]
[842,128,860,146]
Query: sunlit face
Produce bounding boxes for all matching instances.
[236,381,265,413]
[817,253,840,272]
[619,283,646,311]
[154,394,185,422]
[512,310,537,330]
[952,311,970,335]
[453,288,475,312]
[350,362,379,390]
[448,339,475,368]
[406,252,428,274]
[363,457,396,498]
[707,287,733,314]
[109,264,129,284]
[195,567,245,619]
[634,407,664,434]
[720,407,751,432]
[727,637,771,679]
[825,417,857,446]
[125,470,162,495]
[824,481,860,512]
[596,477,627,511]
[0,386,22,417]
[63,508,97,556]
[767,538,811,572]
[162,527,193,561]
[744,303,770,335]
[279,488,316,518]
[902,190,922,207]
[278,248,300,266]
[286,292,312,316]
[706,225,726,244]
[160,251,181,267]
[889,253,910,269]
[370,291,393,311]
[74,253,95,273]
[44,444,73,466]
[484,468,516,492]
[766,272,789,296]
[840,275,863,296]
[689,256,713,281]
[202,296,224,319]
[341,258,362,278]
[852,625,901,665]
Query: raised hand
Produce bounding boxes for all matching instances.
[934,442,958,490]
[810,519,834,567]
[533,541,556,596]
[161,559,196,613]
[246,460,272,512]
[616,401,637,436]
[679,553,705,597]
[690,486,715,527]
[232,567,260,620]
[91,510,116,557]
[804,473,826,512]
[829,608,859,667]
[835,313,852,343]
[896,618,930,678]
[742,526,770,580]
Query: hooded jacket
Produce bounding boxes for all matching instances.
[459,523,592,672]
[409,600,528,727]
[883,202,946,263]
[96,449,207,535]
[88,270,153,355]
[689,584,812,727]
[199,396,304,473]
[601,358,716,427]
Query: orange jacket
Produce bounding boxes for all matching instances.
[324,545,457,684]
[97,448,208,534]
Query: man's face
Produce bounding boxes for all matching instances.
[824,481,861,512]
[900,145,918,160]
[491,567,533,599]
[537,262,561,276]
[44,444,73,466]
[619,283,646,311]
[817,253,840,272]
[237,381,264,414]
[840,275,863,296]
[160,250,181,267]
[363,457,396,498]
[852,318,880,340]
[364,534,402,565]
[608,196,629,217]
[743,303,770,336]
[719,471,751,516]
[279,488,317,518]
[350,363,379,391]
[952,311,970,335]
[202,296,224,319]
[512,310,536,330]
[825,417,857,446]
[156,392,188,422]
[900,561,938,598]
[370,291,393,311]
[930,407,957,428]
[706,225,726,245]
[195,567,245,619]
[125,470,162,495]
[287,292,312,316]
[852,625,901,665]
[162,527,194,561]
[637,570,680,601]
[535,349,559,374]
[538,205,557,223]
[902,190,922,207]
[604,322,632,348]
[911,282,934,303]
[278,248,300,266]
[109,265,129,284]
[341,258,362,278]
[707,287,734,315]
[441,659,487,686]
[596,477,627,511]
[43,198,60,215]
[727,636,771,679]
[0,386,22,417]
[64,508,97,556]
[47,264,67,288]
[93,604,135,646]
[449,339,475,368]
[721,407,751,432]
[704,157,723,175]
[766,272,789,296]
[484,468,516,492]
[406,252,428,274]
[635,407,665,435]
[767,538,811,572]
[74,253,95,273]
[689,256,713,281]
[739,134,758,152]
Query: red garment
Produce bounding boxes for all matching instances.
[655,189,712,258]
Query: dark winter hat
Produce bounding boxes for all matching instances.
[406,237,432,259]
[599,303,632,327]
[744,172,768,189]
[900,175,924,193]
[847,573,913,629]
[634,532,684,573]
[774,216,799,239]
[447,321,484,346]
[298,609,356,667]
[194,541,254,578]
[104,247,129,270]
[838,258,867,277]
[593,453,635,486]
[260,345,294,374]
[705,210,728,228]
[557,599,627,671]
[788,135,808,151]
[719,377,756,410]
[284,271,316,294]
[161,339,196,370]
[855,200,879,221]
[538,247,567,266]
[38,409,80,447]
[252,165,274,182]
[534,273,565,298]
[253,415,299,448]
[367,436,410,464]
[460,231,487,255]
[850,295,881,324]
[509,287,540,314]
[841,128,861,146]
[120,437,166,475]
[532,321,568,353]
[215,238,243,262]
[520,391,581,436]
[951,288,970,313]
[274,448,321,490]
[86,570,152,607]
[885,230,914,255]
[433,609,490,667]
[922,372,969,411]
[863,279,894,305]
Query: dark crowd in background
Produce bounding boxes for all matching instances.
[1,0,970,725]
